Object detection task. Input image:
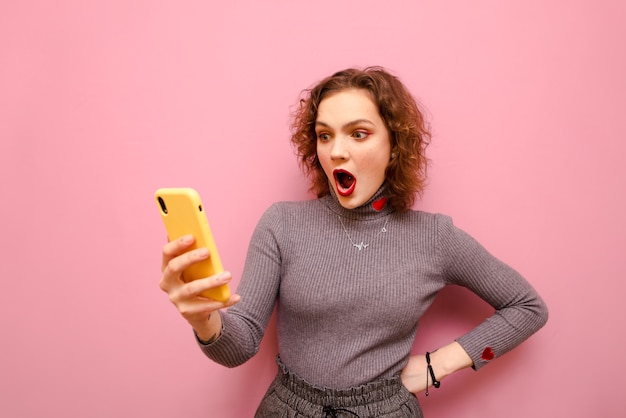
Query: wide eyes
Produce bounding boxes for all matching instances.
[316,130,370,141]
[318,133,331,142]
[352,131,369,140]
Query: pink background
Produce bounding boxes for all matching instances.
[1,1,625,417]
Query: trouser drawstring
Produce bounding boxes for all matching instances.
[322,405,360,417]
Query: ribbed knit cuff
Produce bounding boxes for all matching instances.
[196,311,255,368]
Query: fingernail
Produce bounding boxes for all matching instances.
[182,235,193,244]
[197,248,209,257]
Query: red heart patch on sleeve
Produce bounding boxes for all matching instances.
[481,347,495,361]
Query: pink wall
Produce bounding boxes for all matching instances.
[1,1,625,417]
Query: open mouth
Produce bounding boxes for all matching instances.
[333,169,356,196]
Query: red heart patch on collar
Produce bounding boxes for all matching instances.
[372,197,387,211]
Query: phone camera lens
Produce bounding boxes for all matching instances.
[158,197,168,214]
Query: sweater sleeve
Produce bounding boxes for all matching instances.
[197,204,283,367]
[436,215,548,370]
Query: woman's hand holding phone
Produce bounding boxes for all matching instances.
[160,234,240,342]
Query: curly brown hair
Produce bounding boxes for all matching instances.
[290,67,431,212]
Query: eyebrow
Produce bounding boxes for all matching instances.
[315,119,376,130]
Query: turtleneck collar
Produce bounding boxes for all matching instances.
[320,182,395,220]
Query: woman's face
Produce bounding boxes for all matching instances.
[315,88,391,209]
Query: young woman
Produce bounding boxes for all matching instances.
[160,67,548,417]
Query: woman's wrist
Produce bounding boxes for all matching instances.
[430,341,473,379]
[192,312,222,344]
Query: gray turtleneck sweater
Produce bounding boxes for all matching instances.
[199,187,548,389]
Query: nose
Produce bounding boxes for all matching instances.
[330,137,349,160]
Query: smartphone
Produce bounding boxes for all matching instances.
[155,188,230,302]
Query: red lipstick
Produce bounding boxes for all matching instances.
[333,169,356,196]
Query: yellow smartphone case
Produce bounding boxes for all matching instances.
[155,188,230,302]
